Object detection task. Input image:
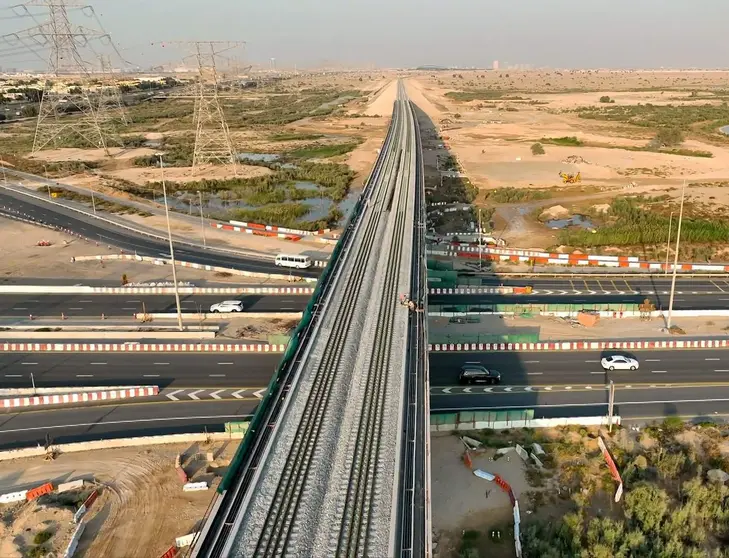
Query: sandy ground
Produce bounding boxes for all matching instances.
[432,433,529,558]
[363,79,399,117]
[0,218,298,285]
[429,314,729,342]
[105,163,271,185]
[404,71,729,246]
[0,440,241,558]
[28,147,157,163]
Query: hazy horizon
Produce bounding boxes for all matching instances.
[0,0,728,71]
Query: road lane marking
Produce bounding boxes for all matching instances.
[527,372,542,376]
[590,371,604,375]
[645,359,661,362]
[76,374,93,377]
[217,362,234,365]
[209,374,226,377]
[21,362,37,365]
[122,307,136,310]
[165,389,182,401]
[5,374,21,378]
[232,389,246,399]
[210,390,225,399]
[89,362,107,365]
[143,374,160,378]
[79,300,93,303]
[68,307,83,310]
[523,360,540,364]
[706,358,721,361]
[154,362,170,365]
[652,370,667,374]
[126,300,141,303]
[13,307,28,310]
[585,360,599,363]
[188,390,203,400]
[715,370,729,373]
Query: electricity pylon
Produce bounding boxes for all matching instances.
[8,0,129,154]
[190,41,242,176]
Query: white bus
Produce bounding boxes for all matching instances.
[275,254,312,269]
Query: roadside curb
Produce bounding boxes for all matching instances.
[71,254,320,283]
[0,430,247,462]
[429,246,729,273]
[0,342,287,353]
[428,338,729,352]
[0,285,315,295]
[1,386,158,409]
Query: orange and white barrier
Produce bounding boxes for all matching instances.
[0,342,287,353]
[429,338,729,352]
[1,387,158,409]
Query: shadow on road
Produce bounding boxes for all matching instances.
[411,102,540,413]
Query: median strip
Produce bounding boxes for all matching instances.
[1,386,159,409]
[429,338,729,352]
[0,343,287,353]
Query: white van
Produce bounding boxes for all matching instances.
[275,254,312,269]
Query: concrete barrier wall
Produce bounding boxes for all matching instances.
[0,285,315,295]
[431,415,619,432]
[0,331,218,340]
[72,254,318,283]
[428,338,729,352]
[0,342,286,353]
[63,522,85,558]
[0,431,247,462]
[135,312,303,321]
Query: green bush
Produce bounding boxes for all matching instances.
[33,530,53,545]
[654,127,685,147]
[558,197,729,247]
[599,95,614,103]
[486,187,551,203]
[540,136,583,147]
[531,142,545,155]
[284,142,360,159]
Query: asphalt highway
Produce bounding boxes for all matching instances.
[0,400,255,450]
[0,294,310,317]
[430,384,729,424]
[430,292,729,310]
[0,189,321,278]
[429,349,729,387]
[0,352,283,388]
[461,275,729,294]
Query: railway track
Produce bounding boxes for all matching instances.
[191,81,422,558]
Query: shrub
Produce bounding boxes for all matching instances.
[33,530,53,545]
[655,127,685,147]
[540,136,583,146]
[531,142,545,155]
[599,95,614,103]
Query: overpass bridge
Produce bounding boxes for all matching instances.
[190,81,431,557]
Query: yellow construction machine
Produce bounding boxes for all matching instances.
[559,171,581,184]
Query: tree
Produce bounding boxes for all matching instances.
[531,142,545,155]
[599,95,614,103]
[655,127,684,147]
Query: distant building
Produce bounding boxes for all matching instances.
[492,60,499,71]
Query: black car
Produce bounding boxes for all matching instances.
[459,364,501,385]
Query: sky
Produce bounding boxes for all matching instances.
[0,0,728,71]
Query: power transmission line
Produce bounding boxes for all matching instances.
[1,0,130,155]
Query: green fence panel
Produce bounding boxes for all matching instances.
[427,259,454,271]
[267,334,292,346]
[225,422,249,434]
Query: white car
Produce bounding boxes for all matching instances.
[209,300,245,313]
[601,355,639,371]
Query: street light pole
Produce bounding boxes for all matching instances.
[666,181,686,330]
[664,211,673,276]
[90,184,97,215]
[158,154,184,331]
[197,190,206,248]
[608,380,615,433]
[478,207,483,271]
